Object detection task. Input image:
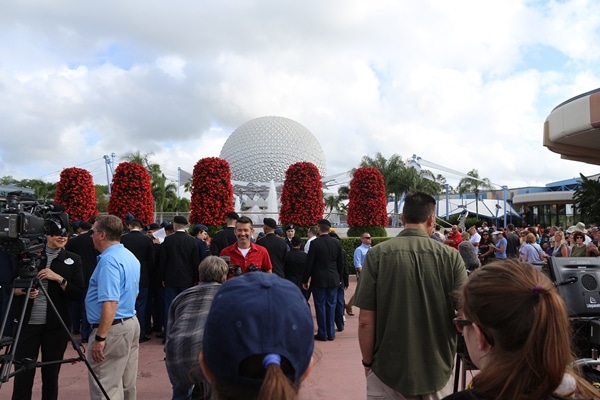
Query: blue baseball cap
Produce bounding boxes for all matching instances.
[202,273,314,389]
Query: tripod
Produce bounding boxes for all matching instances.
[0,276,110,399]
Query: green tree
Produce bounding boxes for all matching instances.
[19,179,57,203]
[95,185,109,213]
[456,169,494,219]
[148,164,178,214]
[573,173,600,224]
[120,150,154,165]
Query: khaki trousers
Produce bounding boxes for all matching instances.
[366,370,454,400]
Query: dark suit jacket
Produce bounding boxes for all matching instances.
[256,233,288,278]
[160,231,200,288]
[65,231,99,286]
[121,230,155,287]
[303,234,344,288]
[284,248,308,288]
[15,249,84,330]
[210,227,236,256]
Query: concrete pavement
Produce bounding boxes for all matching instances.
[1,279,366,399]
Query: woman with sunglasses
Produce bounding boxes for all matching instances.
[444,260,599,400]
[10,216,84,400]
[477,232,494,266]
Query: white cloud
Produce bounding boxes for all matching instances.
[0,0,599,192]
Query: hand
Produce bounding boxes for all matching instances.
[38,268,61,283]
[364,367,371,377]
[302,283,309,290]
[91,340,106,362]
[27,288,39,299]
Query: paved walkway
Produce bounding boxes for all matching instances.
[0,279,367,399]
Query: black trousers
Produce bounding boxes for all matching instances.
[11,323,69,400]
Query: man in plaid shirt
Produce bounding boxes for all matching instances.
[164,256,228,400]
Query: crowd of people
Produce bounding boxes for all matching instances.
[3,199,600,399]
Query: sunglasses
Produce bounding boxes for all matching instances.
[453,318,495,345]
[363,236,371,239]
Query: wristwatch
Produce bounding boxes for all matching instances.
[95,335,106,342]
[60,278,67,286]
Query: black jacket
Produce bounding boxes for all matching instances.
[303,234,344,288]
[210,227,236,256]
[160,231,200,287]
[256,233,288,278]
[14,248,84,330]
[65,231,99,286]
[121,230,155,288]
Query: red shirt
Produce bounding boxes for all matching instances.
[446,231,462,249]
[220,242,273,277]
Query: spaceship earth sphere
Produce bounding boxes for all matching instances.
[219,116,327,183]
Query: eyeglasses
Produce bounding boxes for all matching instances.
[453,318,495,345]
[363,236,371,239]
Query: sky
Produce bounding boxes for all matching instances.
[2,0,600,193]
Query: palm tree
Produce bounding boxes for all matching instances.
[456,169,494,219]
[573,173,600,224]
[120,150,154,166]
[148,164,178,215]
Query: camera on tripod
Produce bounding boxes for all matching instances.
[0,191,69,279]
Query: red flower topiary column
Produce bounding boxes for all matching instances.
[189,157,234,228]
[54,167,98,224]
[108,162,154,225]
[347,167,388,237]
[279,162,324,229]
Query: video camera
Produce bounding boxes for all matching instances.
[220,256,265,279]
[0,191,69,278]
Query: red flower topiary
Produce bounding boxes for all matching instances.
[189,157,234,227]
[54,167,98,224]
[107,162,154,225]
[347,167,388,228]
[279,162,324,227]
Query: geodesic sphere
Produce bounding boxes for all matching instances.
[219,116,327,183]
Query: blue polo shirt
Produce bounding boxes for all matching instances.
[85,243,140,324]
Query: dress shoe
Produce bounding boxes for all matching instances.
[139,336,151,343]
[314,335,327,341]
[327,336,335,341]
[336,328,344,332]
[155,332,164,339]
[345,304,354,316]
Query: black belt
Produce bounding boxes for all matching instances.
[91,316,134,329]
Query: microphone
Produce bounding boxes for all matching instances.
[555,277,578,287]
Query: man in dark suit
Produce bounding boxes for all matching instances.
[256,218,288,278]
[302,219,345,341]
[210,212,239,256]
[120,218,155,342]
[65,220,99,343]
[159,215,200,337]
[284,236,309,300]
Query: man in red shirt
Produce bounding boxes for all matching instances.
[220,216,272,278]
[444,225,462,249]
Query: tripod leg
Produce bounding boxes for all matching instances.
[0,279,36,387]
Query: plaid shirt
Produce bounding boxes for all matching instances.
[164,282,222,384]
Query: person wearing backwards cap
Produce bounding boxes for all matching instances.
[200,272,314,400]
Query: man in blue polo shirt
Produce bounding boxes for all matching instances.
[86,215,140,400]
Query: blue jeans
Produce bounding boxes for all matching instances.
[312,286,337,339]
[166,362,193,400]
